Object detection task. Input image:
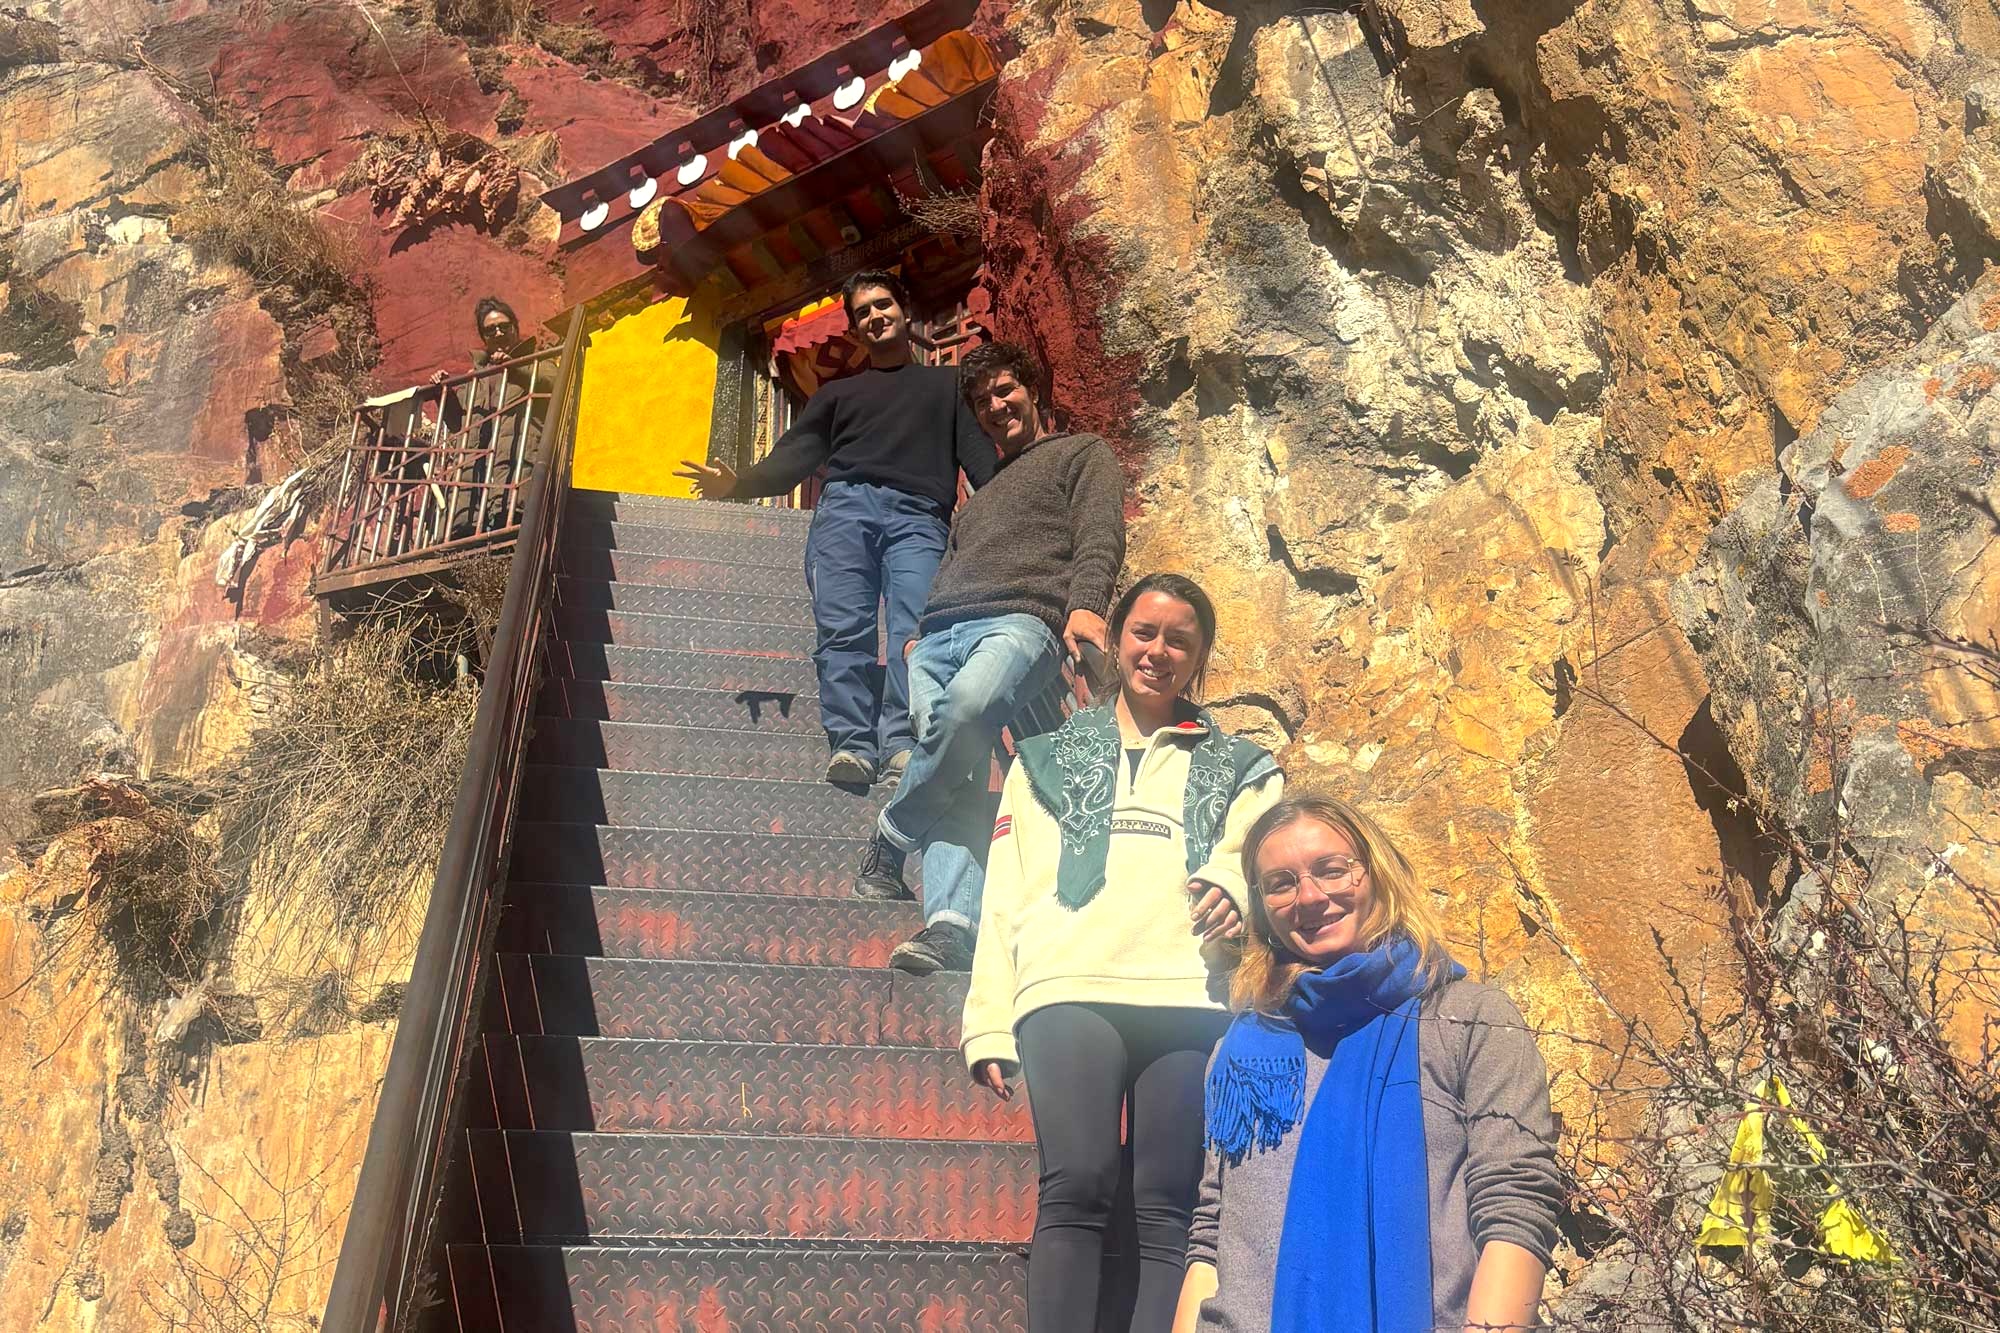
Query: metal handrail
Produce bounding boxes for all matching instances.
[320,305,587,1333]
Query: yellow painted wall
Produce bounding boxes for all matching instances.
[573,289,720,497]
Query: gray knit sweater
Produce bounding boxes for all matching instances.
[918,431,1125,638]
[1186,980,1563,1331]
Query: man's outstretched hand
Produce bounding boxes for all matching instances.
[674,460,739,499]
[1063,608,1108,661]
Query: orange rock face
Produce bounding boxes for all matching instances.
[0,1,904,1324]
[979,0,1996,1142]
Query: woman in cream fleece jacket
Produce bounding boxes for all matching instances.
[962,573,1283,1333]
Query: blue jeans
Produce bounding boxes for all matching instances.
[878,613,1065,931]
[803,481,950,765]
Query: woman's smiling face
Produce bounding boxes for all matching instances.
[1116,590,1205,706]
[1253,816,1376,966]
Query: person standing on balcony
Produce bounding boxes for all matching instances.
[433,297,549,536]
[675,271,996,787]
[961,572,1284,1333]
[855,342,1128,975]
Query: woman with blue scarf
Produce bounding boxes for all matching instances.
[1173,794,1562,1332]
[962,573,1284,1332]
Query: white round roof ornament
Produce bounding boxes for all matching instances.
[889,49,922,80]
[628,176,658,208]
[579,200,610,232]
[782,102,812,126]
[675,153,709,186]
[727,129,759,159]
[831,75,866,111]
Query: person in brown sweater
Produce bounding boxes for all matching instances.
[856,341,1128,974]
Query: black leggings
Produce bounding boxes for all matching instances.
[1017,1003,1230,1333]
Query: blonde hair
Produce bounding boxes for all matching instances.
[1229,792,1454,1015]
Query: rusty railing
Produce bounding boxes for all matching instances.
[316,340,570,595]
[320,306,585,1332]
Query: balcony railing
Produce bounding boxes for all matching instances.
[315,341,572,598]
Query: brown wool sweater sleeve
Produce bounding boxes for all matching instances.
[1064,437,1126,619]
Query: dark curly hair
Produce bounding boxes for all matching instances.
[958,341,1044,408]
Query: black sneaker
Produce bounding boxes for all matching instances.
[889,921,974,974]
[853,835,913,901]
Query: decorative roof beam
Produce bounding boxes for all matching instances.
[541,0,979,225]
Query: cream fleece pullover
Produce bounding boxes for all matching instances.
[960,719,1285,1072]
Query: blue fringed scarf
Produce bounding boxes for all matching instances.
[1205,935,1467,1331]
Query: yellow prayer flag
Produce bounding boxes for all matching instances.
[1693,1076,1894,1263]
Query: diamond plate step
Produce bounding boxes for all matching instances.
[568,514,807,555]
[496,887,915,963]
[556,576,809,626]
[448,1241,1025,1333]
[554,605,817,656]
[493,956,967,1045]
[556,546,808,596]
[562,523,806,571]
[538,679,819,730]
[526,721,829,779]
[568,490,815,532]
[516,770,883,834]
[506,827,869,892]
[549,642,820,693]
[466,1131,1036,1244]
[476,1037,1030,1140]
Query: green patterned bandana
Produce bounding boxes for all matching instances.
[1017,704,1277,910]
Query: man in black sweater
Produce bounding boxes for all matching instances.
[677,272,997,785]
[856,341,1127,974]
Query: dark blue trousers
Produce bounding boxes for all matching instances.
[803,480,950,764]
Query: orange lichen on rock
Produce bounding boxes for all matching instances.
[1883,511,1921,532]
[1844,444,1911,498]
[1949,363,1997,399]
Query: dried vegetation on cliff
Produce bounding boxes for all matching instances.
[219,613,478,970]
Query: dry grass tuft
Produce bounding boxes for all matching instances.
[431,0,536,42]
[272,363,366,476]
[536,19,616,67]
[19,779,227,1002]
[502,129,565,187]
[176,125,356,309]
[900,188,984,238]
[435,555,514,659]
[174,122,379,472]
[217,616,477,947]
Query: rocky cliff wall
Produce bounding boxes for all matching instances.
[980,0,1996,1082]
[2,0,1996,1323]
[981,0,1998,1307]
[0,1,890,1324]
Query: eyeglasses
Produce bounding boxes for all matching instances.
[1258,856,1366,906]
[481,320,515,340]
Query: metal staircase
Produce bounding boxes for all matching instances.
[443,491,1036,1328]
